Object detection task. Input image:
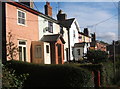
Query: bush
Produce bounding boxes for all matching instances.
[2,63,29,88]
[6,60,91,88]
[86,50,108,64]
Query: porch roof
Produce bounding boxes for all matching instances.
[40,34,65,44]
[74,42,86,47]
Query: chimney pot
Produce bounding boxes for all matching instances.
[57,9,67,21]
[44,2,52,17]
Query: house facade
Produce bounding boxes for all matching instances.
[73,28,91,60]
[37,2,68,63]
[74,42,88,61]
[4,2,39,63]
[57,10,80,61]
[1,1,68,64]
[90,33,107,51]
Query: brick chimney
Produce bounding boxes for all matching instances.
[91,32,96,42]
[19,0,34,8]
[84,28,89,36]
[44,2,52,17]
[57,10,67,21]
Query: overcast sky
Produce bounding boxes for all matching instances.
[35,2,118,44]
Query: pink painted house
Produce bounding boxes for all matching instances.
[2,1,39,62]
[1,1,66,64]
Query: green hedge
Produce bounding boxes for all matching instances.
[6,60,91,88]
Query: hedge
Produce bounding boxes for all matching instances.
[6,60,91,88]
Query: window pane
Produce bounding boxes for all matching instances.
[18,18,21,23]
[19,46,22,61]
[18,11,22,17]
[23,47,26,62]
[46,45,49,53]
[22,12,25,18]
[35,46,42,58]
[19,41,26,45]
[48,21,53,33]
[22,19,25,24]
[18,10,25,25]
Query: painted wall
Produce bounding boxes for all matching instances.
[38,16,68,62]
[74,44,88,61]
[74,47,84,61]
[38,16,60,40]
[69,20,79,60]
[6,3,39,62]
[78,34,91,43]
[62,27,68,62]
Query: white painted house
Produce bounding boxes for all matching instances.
[74,42,89,61]
[57,10,80,61]
[37,3,68,63]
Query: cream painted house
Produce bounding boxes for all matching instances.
[37,3,68,63]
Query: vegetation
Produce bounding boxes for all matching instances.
[86,50,108,64]
[2,62,29,88]
[6,60,91,88]
[6,32,19,60]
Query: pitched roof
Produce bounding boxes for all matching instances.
[59,18,75,28]
[74,42,86,47]
[78,32,91,38]
[7,1,58,23]
[41,34,65,44]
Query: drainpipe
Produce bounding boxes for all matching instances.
[1,2,7,63]
[67,28,70,62]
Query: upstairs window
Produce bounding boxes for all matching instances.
[73,30,75,38]
[48,21,53,33]
[18,10,26,25]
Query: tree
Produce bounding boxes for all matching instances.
[86,50,108,64]
[6,32,19,60]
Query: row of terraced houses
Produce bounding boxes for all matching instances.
[0,0,107,64]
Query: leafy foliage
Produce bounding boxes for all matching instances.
[6,60,91,88]
[86,50,108,64]
[2,63,29,88]
[6,32,19,60]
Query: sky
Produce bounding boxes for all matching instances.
[34,2,118,44]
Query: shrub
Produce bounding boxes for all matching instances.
[2,63,29,88]
[6,60,91,88]
[86,50,108,64]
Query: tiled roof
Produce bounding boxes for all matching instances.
[74,42,86,47]
[59,18,75,28]
[41,34,65,44]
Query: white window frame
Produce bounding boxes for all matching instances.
[18,40,27,62]
[17,9,26,26]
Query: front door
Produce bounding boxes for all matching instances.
[57,44,62,64]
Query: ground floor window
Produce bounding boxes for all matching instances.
[77,49,80,55]
[19,40,27,62]
[46,45,49,53]
[35,45,42,58]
